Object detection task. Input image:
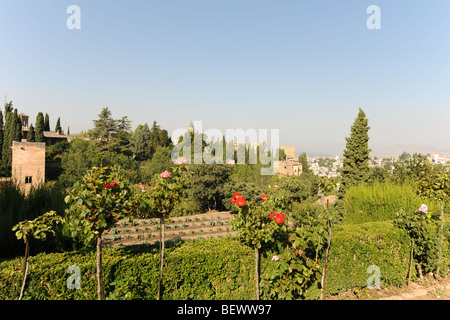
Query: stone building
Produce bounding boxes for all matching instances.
[277,145,302,176]
[11,141,46,195]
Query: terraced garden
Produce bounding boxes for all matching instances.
[102,211,237,247]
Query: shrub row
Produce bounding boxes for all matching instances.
[3,219,449,300]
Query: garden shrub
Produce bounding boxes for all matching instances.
[2,221,450,300]
[343,181,447,224]
[0,238,258,300]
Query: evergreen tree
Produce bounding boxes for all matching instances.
[298,152,311,174]
[55,117,62,133]
[341,108,371,190]
[0,106,22,175]
[13,109,22,142]
[27,124,35,142]
[0,103,13,175]
[44,113,50,131]
[132,123,151,160]
[89,107,116,143]
[35,112,45,142]
[0,110,3,165]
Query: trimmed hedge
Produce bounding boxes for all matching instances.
[0,238,258,300]
[323,221,411,295]
[1,221,449,300]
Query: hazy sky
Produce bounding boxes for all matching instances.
[0,1,449,156]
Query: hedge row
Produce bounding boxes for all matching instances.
[1,221,449,300]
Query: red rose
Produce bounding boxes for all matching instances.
[236,196,246,207]
[111,181,119,188]
[274,213,285,224]
[261,194,268,202]
[269,211,277,219]
[104,183,111,188]
[231,192,242,204]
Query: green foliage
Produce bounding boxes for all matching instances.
[34,112,45,143]
[298,152,310,174]
[65,166,137,241]
[0,104,22,176]
[342,181,437,224]
[394,206,441,275]
[0,182,69,258]
[341,108,371,190]
[55,117,62,133]
[44,113,50,132]
[261,209,331,299]
[391,153,428,184]
[0,238,258,300]
[187,164,233,212]
[416,162,450,203]
[12,211,63,243]
[26,124,35,142]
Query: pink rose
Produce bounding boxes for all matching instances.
[160,170,171,179]
[418,204,428,214]
[175,157,187,165]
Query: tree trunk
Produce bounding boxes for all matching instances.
[408,238,414,286]
[19,240,30,300]
[255,247,260,300]
[157,212,166,300]
[97,233,104,300]
[320,224,332,300]
[437,200,444,276]
[320,199,332,300]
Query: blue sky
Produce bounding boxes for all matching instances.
[0,0,449,156]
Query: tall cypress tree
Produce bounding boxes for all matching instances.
[0,110,3,166]
[35,112,45,142]
[341,108,371,190]
[0,107,21,176]
[27,124,35,142]
[1,103,13,175]
[44,113,50,131]
[55,117,62,133]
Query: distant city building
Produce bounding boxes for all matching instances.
[429,152,450,165]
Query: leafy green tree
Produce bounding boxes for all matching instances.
[65,166,138,300]
[59,138,100,187]
[12,211,63,299]
[140,146,173,181]
[188,164,233,212]
[35,112,45,142]
[27,124,35,142]
[298,152,310,174]
[147,121,171,159]
[416,162,450,275]
[392,153,428,184]
[44,113,50,131]
[230,191,287,299]
[341,108,371,190]
[394,205,439,281]
[148,161,188,300]
[132,123,151,159]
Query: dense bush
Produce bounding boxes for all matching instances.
[0,238,258,300]
[3,218,449,300]
[0,182,70,259]
[323,221,412,295]
[343,181,447,224]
